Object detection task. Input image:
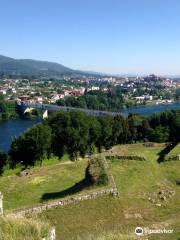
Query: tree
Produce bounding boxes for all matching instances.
[112,115,128,144]
[47,111,90,160]
[127,114,143,142]
[96,116,113,151]
[47,111,71,157]
[147,125,169,143]
[0,151,7,175]
[141,119,151,140]
[0,95,8,121]
[10,124,52,168]
[170,114,180,142]
[87,116,101,154]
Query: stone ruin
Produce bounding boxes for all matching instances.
[174,155,180,161]
[167,154,180,161]
[144,142,155,147]
[146,188,175,206]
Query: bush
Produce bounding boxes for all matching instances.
[86,158,108,186]
[0,151,8,175]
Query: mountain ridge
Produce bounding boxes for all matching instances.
[0,55,75,77]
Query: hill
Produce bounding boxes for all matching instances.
[0,143,179,239]
[0,55,75,77]
[41,143,180,239]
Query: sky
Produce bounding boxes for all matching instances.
[0,0,180,75]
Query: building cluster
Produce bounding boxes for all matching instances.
[0,74,179,105]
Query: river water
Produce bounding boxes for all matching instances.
[0,118,41,152]
[0,103,180,152]
[121,102,180,116]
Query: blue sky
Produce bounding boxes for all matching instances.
[0,0,180,75]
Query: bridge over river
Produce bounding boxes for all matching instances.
[18,101,180,117]
[23,103,123,116]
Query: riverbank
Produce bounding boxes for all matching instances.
[0,102,179,152]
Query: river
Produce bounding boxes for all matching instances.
[0,118,41,152]
[0,102,180,152]
[121,102,180,116]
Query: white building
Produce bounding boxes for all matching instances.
[0,89,6,95]
[34,96,43,104]
[87,86,100,92]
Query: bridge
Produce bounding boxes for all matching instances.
[19,102,123,117]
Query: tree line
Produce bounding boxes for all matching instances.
[56,88,140,111]
[0,109,179,173]
[0,95,17,121]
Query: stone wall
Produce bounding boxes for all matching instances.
[4,157,118,240]
[106,155,146,161]
[166,155,180,161]
[7,187,118,218]
[6,157,118,218]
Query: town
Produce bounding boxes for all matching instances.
[1,0,180,238]
[0,74,180,110]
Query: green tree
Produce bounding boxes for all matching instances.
[147,125,169,143]
[0,151,8,175]
[127,114,143,142]
[10,124,52,168]
[47,111,90,160]
[96,116,113,151]
[112,115,128,144]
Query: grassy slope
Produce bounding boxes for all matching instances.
[0,143,179,239]
[166,143,180,159]
[0,216,50,240]
[0,160,87,210]
[41,144,180,240]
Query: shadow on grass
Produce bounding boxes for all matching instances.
[41,178,91,201]
[157,142,178,163]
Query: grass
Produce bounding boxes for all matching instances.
[0,160,88,210]
[2,154,70,177]
[0,143,179,239]
[0,216,50,240]
[166,143,180,159]
[40,143,180,239]
[2,165,22,177]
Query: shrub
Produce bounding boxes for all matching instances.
[86,158,108,186]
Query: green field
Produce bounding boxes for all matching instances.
[0,143,179,239]
[0,160,88,210]
[40,144,180,240]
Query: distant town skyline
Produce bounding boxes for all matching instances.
[0,0,180,75]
